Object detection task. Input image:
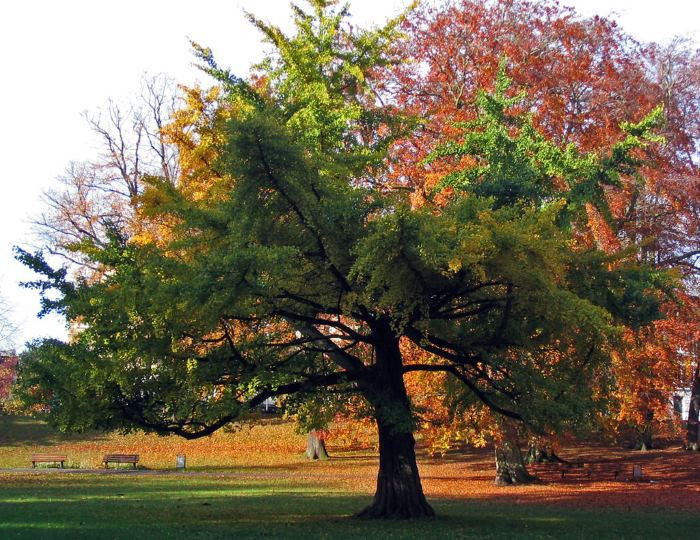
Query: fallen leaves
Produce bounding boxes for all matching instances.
[3,415,700,512]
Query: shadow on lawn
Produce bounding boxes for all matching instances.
[0,416,103,447]
[0,475,696,539]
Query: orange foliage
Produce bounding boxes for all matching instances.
[0,355,17,402]
[612,296,700,441]
[387,0,655,204]
[385,0,700,447]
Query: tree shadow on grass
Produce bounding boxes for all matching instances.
[0,416,104,447]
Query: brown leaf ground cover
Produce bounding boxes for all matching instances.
[2,415,699,512]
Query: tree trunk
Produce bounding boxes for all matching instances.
[636,410,654,451]
[525,437,567,465]
[637,429,653,451]
[305,430,330,460]
[493,419,538,485]
[356,420,435,519]
[686,364,700,451]
[356,326,434,519]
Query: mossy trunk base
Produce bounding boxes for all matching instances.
[526,441,568,465]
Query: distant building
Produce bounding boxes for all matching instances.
[260,397,278,413]
[672,388,692,421]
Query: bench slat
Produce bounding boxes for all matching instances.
[31,455,67,468]
[103,454,139,468]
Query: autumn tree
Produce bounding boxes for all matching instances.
[383,0,700,460]
[36,75,180,271]
[612,38,700,449]
[17,1,671,519]
[0,291,17,354]
[0,292,18,414]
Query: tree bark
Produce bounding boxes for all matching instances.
[356,419,435,519]
[305,430,330,460]
[356,327,434,519]
[525,437,567,465]
[686,364,700,451]
[637,429,653,451]
[636,410,654,451]
[493,419,538,485]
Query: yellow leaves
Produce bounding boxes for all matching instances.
[162,85,234,204]
[447,257,462,273]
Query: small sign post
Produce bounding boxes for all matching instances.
[632,464,642,480]
[176,454,186,470]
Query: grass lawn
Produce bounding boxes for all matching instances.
[2,415,699,538]
[0,472,696,539]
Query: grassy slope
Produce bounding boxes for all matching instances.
[0,415,307,469]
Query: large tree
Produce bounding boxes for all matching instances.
[385,0,700,454]
[18,1,670,519]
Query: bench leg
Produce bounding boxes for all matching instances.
[32,462,35,468]
[133,462,136,469]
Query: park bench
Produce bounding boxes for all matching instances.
[31,454,67,468]
[529,462,585,480]
[531,461,624,481]
[583,462,623,480]
[102,454,139,469]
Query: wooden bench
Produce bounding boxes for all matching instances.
[31,454,67,468]
[530,463,585,480]
[103,454,139,469]
[583,462,623,480]
[532,462,624,481]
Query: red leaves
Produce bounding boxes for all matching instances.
[0,355,18,403]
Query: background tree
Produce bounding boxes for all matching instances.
[384,0,700,456]
[36,75,180,271]
[0,291,17,354]
[0,292,18,414]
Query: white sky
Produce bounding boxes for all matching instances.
[0,0,698,350]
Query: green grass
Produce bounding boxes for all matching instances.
[0,473,695,539]
[1,415,696,538]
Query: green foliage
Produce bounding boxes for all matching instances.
[427,61,664,229]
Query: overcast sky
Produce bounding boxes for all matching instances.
[1,0,698,349]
